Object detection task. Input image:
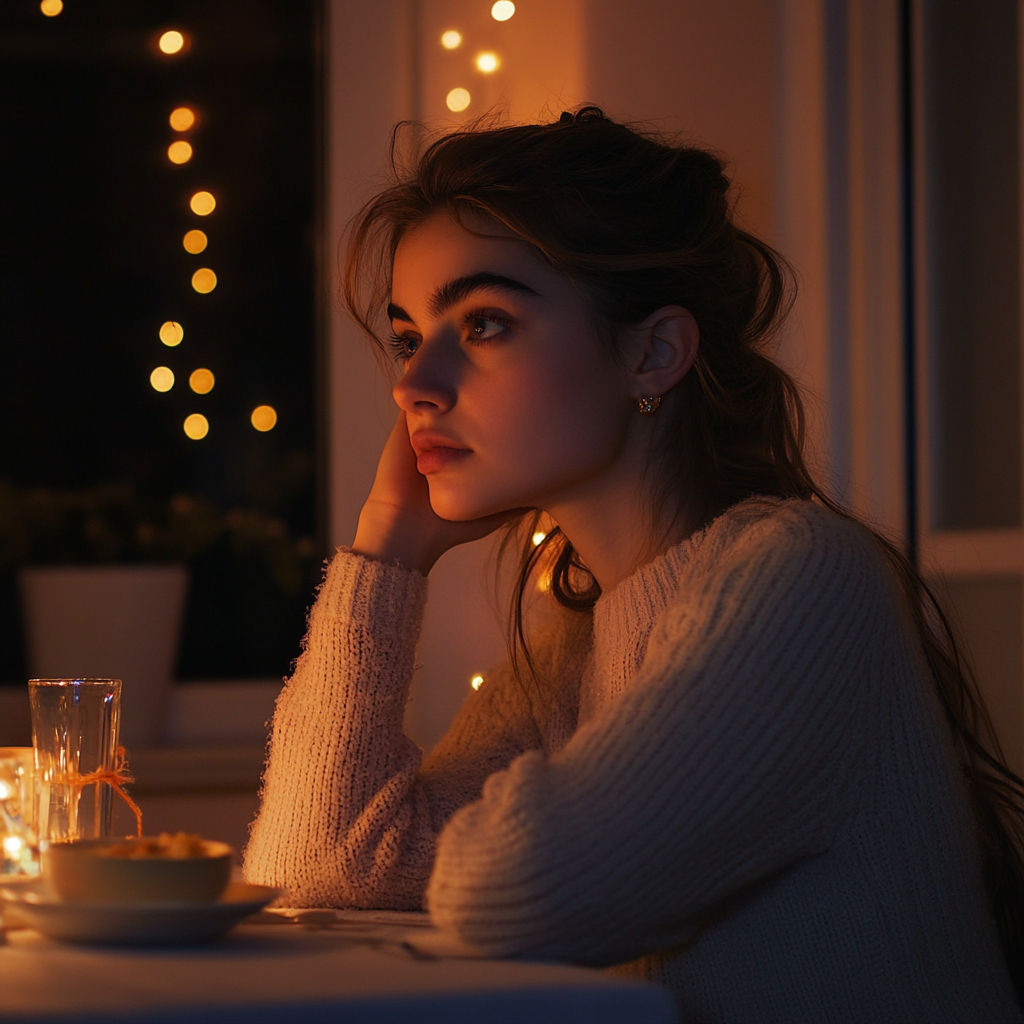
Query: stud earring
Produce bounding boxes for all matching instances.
[637,396,662,415]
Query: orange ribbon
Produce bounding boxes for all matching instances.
[65,746,143,838]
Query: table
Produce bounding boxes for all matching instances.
[0,913,677,1023]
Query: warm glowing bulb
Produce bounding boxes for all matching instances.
[189,368,215,394]
[251,405,277,432]
[150,366,175,392]
[471,674,484,691]
[441,30,462,49]
[532,531,546,546]
[0,780,10,800]
[158,30,185,55]
[476,52,499,73]
[167,140,193,164]
[491,1,515,21]
[446,87,471,112]
[182,229,207,254]
[183,413,209,439]
[40,0,63,16]
[189,190,216,215]
[3,835,23,855]
[159,321,184,347]
[169,106,196,131]
[191,268,217,293]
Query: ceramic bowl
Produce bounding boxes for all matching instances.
[41,837,233,904]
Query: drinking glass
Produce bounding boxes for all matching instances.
[0,747,37,875]
[29,678,121,842]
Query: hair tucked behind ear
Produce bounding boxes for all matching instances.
[343,106,1024,999]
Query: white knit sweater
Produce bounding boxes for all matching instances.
[245,497,1022,1022]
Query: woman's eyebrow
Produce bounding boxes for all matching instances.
[387,273,539,326]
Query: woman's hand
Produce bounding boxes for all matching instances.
[351,413,522,575]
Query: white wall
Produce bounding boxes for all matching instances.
[326,0,907,749]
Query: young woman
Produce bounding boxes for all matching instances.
[245,108,1024,1021]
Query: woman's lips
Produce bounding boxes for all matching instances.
[415,446,471,475]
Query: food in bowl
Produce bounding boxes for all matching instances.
[42,833,233,904]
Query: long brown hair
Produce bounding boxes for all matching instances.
[343,107,1024,995]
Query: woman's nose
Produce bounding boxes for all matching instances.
[392,338,459,415]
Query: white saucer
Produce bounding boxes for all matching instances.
[0,879,279,946]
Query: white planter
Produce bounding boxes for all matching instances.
[19,565,189,749]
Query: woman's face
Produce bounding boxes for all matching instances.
[390,211,636,522]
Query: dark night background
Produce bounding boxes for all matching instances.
[0,0,322,682]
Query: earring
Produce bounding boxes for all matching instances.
[637,396,662,415]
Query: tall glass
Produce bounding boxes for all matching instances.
[29,678,121,842]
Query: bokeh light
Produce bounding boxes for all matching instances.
[471,674,484,691]
[158,30,185,55]
[159,320,184,347]
[191,268,217,293]
[440,30,462,49]
[491,1,515,21]
[446,88,471,112]
[167,140,193,164]
[251,405,277,432]
[476,52,499,73]
[182,229,207,254]
[189,368,215,394]
[183,413,209,439]
[532,531,546,546]
[169,106,196,131]
[40,0,63,16]
[150,366,175,392]
[189,190,216,215]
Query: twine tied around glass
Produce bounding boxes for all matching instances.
[59,746,143,838]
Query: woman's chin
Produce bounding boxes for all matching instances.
[427,485,519,524]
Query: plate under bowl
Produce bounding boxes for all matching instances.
[0,879,279,946]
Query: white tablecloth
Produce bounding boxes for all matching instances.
[0,916,677,1023]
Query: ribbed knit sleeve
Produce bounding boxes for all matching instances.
[243,548,584,909]
[426,504,882,964]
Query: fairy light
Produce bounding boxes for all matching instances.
[491,1,515,21]
[159,321,184,347]
[251,405,277,432]
[158,30,185,55]
[3,835,24,856]
[476,52,499,73]
[0,780,10,800]
[471,674,484,691]
[169,106,196,131]
[441,30,462,49]
[182,229,207,254]
[40,0,63,16]
[183,413,209,439]
[191,268,217,293]
[189,368,215,394]
[446,88,471,112]
[189,190,216,216]
[167,140,193,164]
[150,367,175,392]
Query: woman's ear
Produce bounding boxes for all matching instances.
[625,305,699,401]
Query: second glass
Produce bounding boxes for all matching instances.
[29,678,121,842]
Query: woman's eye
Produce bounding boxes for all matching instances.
[467,317,506,341]
[388,334,420,361]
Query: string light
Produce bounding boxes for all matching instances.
[183,413,209,439]
[471,674,484,691]
[169,107,196,131]
[446,88,471,112]
[189,191,216,216]
[441,30,462,49]
[191,268,217,293]
[189,368,215,394]
[40,0,63,16]
[158,30,185,55]
[182,229,207,254]
[3,836,24,856]
[491,1,515,21]
[476,52,499,73]
[159,321,184,347]
[167,140,193,164]
[150,367,175,392]
[251,405,278,432]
